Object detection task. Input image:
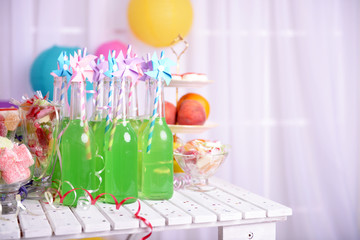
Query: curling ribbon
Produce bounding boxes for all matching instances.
[43,188,153,239]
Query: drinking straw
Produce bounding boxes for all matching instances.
[144,51,175,153]
[108,77,126,150]
[146,76,161,154]
[104,51,117,134]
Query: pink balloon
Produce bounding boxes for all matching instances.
[95,40,135,58]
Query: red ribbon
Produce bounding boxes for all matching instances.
[45,188,153,240]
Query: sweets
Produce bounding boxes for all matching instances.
[171,72,208,81]
[20,98,58,169]
[175,139,226,177]
[0,109,20,138]
[0,136,34,184]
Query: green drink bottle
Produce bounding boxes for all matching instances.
[89,77,111,196]
[137,79,153,190]
[61,80,97,206]
[139,79,173,200]
[52,76,69,188]
[104,78,138,204]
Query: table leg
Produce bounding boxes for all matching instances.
[218,222,276,240]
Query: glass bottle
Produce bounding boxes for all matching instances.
[137,79,153,190]
[52,76,68,188]
[89,77,109,197]
[126,78,141,135]
[104,77,138,204]
[60,80,97,206]
[139,79,174,200]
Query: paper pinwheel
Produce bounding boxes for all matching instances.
[104,51,119,78]
[145,51,175,85]
[113,48,144,79]
[51,51,72,79]
[138,53,153,82]
[70,52,97,82]
[90,54,108,83]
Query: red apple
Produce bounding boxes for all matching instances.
[177,100,206,125]
[165,101,176,125]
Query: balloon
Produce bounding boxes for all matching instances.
[30,45,93,102]
[95,40,135,58]
[127,0,193,47]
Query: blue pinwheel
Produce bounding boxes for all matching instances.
[104,51,119,78]
[51,51,72,79]
[145,51,175,85]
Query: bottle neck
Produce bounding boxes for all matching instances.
[92,77,108,120]
[70,81,84,120]
[53,77,67,104]
[53,76,69,118]
[151,80,165,119]
[113,77,126,120]
[126,78,139,118]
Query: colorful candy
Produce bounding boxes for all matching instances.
[0,136,34,184]
[4,113,20,131]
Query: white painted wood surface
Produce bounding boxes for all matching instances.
[18,200,52,238]
[0,178,291,239]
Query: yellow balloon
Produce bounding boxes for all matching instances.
[127,0,193,47]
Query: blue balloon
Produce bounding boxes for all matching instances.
[30,45,94,103]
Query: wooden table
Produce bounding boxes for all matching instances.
[0,177,292,240]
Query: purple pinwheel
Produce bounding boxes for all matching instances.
[145,51,175,85]
[113,46,143,79]
[90,54,108,83]
[51,51,72,79]
[138,53,153,82]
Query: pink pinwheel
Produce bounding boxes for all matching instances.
[70,52,97,82]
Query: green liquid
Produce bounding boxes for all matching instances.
[52,116,70,189]
[90,119,106,197]
[129,118,142,136]
[139,117,173,200]
[104,120,138,204]
[60,119,97,206]
[137,118,149,189]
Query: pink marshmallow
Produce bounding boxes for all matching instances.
[0,148,17,171]
[2,166,30,184]
[12,144,34,168]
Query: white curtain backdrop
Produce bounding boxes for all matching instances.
[1,0,359,239]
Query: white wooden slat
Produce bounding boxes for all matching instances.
[210,178,292,217]
[18,200,52,238]
[97,202,139,230]
[144,199,192,226]
[124,200,166,227]
[179,189,243,221]
[71,205,111,233]
[41,203,82,235]
[169,191,217,223]
[0,214,20,239]
[205,188,266,219]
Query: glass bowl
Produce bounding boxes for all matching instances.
[173,150,228,192]
[0,110,34,214]
[19,104,59,199]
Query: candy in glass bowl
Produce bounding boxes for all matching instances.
[174,139,228,192]
[0,123,34,214]
[18,94,59,198]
